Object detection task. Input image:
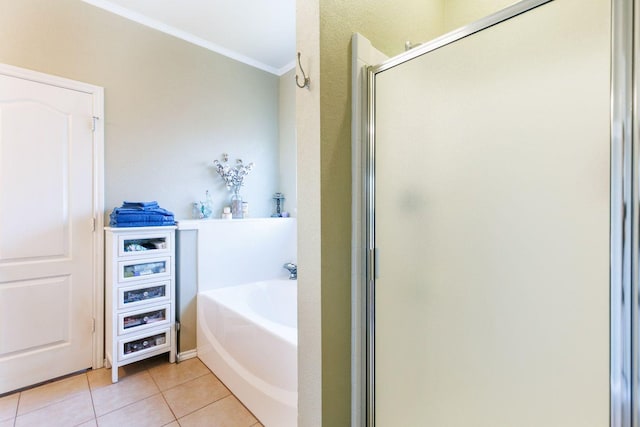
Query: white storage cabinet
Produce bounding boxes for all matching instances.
[105,226,177,383]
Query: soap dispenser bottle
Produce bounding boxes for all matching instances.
[202,190,213,218]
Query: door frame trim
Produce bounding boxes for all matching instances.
[0,63,105,371]
[362,0,632,425]
[351,33,388,427]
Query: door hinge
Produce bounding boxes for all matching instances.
[92,318,96,333]
[92,217,96,232]
[368,248,380,280]
[92,116,99,132]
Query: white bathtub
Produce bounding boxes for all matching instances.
[197,279,297,427]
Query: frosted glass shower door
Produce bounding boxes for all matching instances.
[371,1,611,426]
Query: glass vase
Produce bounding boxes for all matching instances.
[230,188,243,219]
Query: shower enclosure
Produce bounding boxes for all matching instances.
[362,0,634,425]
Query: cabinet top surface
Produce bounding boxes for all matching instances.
[105,226,177,233]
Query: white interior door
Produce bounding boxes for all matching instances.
[370,0,611,425]
[0,66,102,394]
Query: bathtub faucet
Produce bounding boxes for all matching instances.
[283,263,297,280]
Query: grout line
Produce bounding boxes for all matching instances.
[160,373,231,421]
[158,388,178,424]
[13,389,96,427]
[95,391,164,419]
[7,358,263,427]
[12,376,91,419]
[86,372,99,425]
[146,364,161,391]
[159,366,252,424]
[12,392,20,427]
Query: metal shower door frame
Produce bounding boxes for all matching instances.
[363,0,635,425]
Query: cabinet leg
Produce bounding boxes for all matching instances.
[111,364,118,383]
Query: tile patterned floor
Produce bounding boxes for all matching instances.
[0,356,264,427]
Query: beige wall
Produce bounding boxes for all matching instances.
[0,0,282,220]
[443,0,519,31]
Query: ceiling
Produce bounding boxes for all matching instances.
[82,0,296,76]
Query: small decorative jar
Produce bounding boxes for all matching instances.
[221,206,232,219]
[231,187,243,219]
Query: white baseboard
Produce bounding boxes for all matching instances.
[177,349,198,362]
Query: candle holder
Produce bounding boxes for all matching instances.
[271,193,285,217]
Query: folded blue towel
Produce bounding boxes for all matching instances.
[109,201,175,228]
[111,208,173,217]
[122,201,159,210]
[110,219,175,227]
[111,214,173,223]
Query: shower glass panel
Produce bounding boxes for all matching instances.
[369,1,610,426]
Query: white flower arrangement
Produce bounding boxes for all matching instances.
[213,153,255,193]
